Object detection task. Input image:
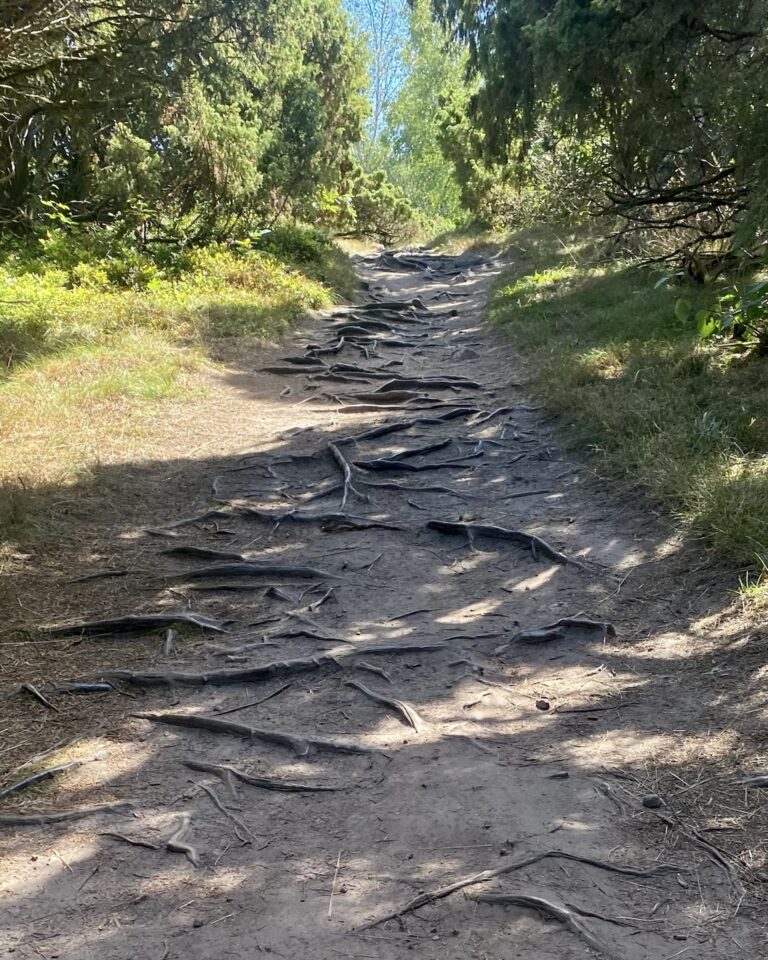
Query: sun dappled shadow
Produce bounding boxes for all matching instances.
[0,252,766,959]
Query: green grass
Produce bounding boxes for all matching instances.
[0,228,356,543]
[0,243,341,369]
[490,226,768,570]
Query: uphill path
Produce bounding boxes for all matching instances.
[1,249,766,959]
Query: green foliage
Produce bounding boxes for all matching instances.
[0,0,368,239]
[348,0,470,229]
[311,163,416,244]
[679,280,768,351]
[0,226,354,372]
[382,0,466,226]
[433,0,768,255]
[345,168,417,245]
[251,226,334,266]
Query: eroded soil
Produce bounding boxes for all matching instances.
[1,250,767,959]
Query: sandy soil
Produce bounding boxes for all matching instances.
[1,250,767,959]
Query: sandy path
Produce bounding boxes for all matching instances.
[1,251,765,959]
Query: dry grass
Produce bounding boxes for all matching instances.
[490,226,768,588]
[0,239,355,543]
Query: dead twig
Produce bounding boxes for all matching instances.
[214,682,293,716]
[328,849,342,918]
[0,760,83,800]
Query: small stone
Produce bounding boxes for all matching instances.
[535,698,551,711]
[192,918,205,928]
[642,794,664,809]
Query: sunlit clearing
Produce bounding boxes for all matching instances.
[508,565,558,592]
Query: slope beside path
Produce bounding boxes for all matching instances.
[1,249,765,959]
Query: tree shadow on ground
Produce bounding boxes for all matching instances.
[1,257,767,959]
[1,397,767,959]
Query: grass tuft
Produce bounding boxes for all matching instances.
[490,226,768,577]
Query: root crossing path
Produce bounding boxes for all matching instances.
[1,250,764,959]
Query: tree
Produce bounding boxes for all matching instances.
[345,0,408,165]
[383,0,466,224]
[432,0,768,260]
[0,0,368,238]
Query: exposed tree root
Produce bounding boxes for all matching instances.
[367,438,454,461]
[333,390,433,406]
[184,760,340,793]
[0,761,83,800]
[354,662,392,683]
[358,849,682,929]
[736,774,768,788]
[234,507,401,531]
[355,450,481,473]
[357,642,448,655]
[69,570,129,583]
[0,800,133,827]
[541,617,616,636]
[101,832,160,850]
[339,407,477,447]
[475,889,625,959]
[360,479,473,500]
[654,812,745,898]
[374,377,479,393]
[471,406,518,426]
[197,781,253,843]
[346,679,424,731]
[177,562,342,581]
[333,401,465,414]
[328,441,368,510]
[166,813,199,866]
[496,617,617,653]
[160,546,246,562]
[113,653,342,687]
[136,712,380,757]
[44,611,228,637]
[425,520,586,570]
[278,356,329,367]
[509,628,566,647]
[11,681,114,698]
[103,643,447,688]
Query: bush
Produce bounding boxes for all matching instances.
[347,168,416,245]
[250,225,332,265]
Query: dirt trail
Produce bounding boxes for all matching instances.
[1,250,766,959]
